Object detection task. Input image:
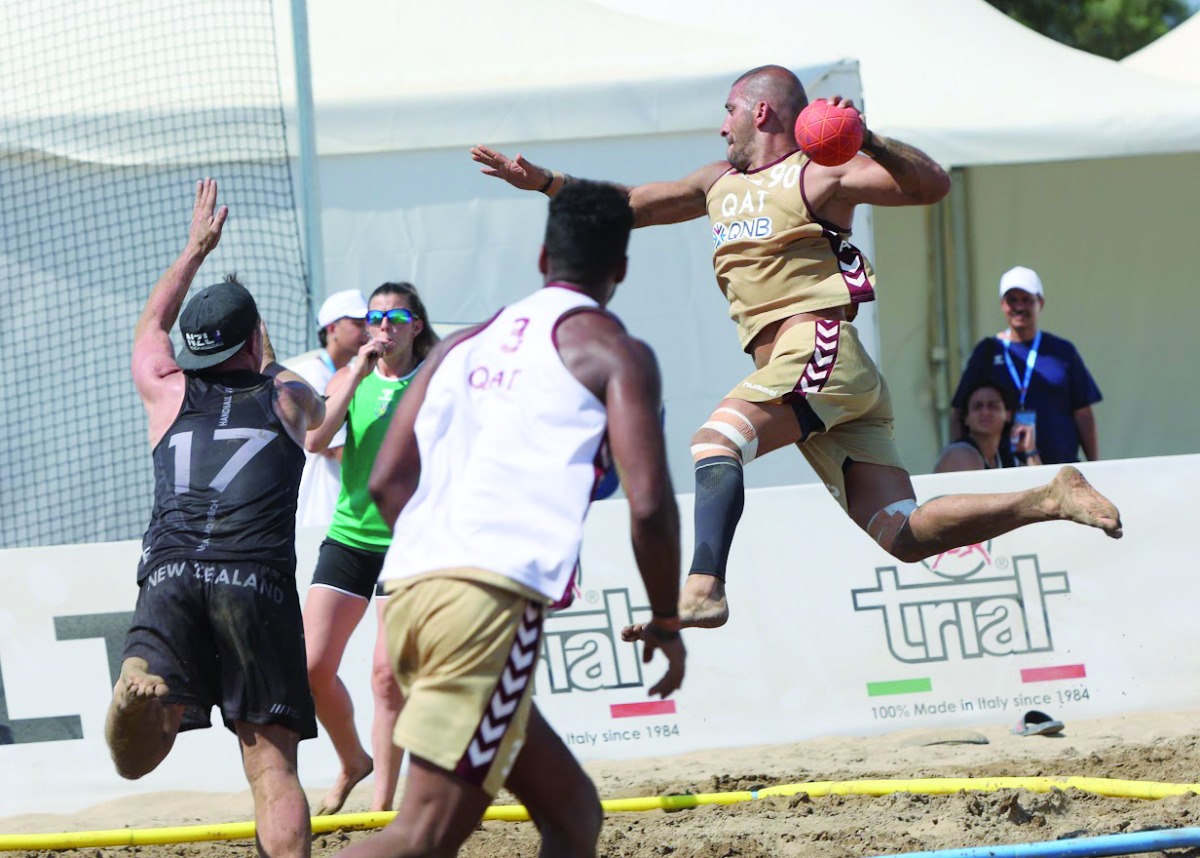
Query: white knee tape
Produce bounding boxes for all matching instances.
[700,408,760,464]
[690,442,734,460]
[867,498,918,547]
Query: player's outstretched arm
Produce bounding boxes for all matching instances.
[132,179,227,407]
[556,310,685,697]
[626,160,726,228]
[606,336,686,698]
[470,144,718,229]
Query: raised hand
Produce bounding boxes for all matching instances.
[470,145,550,192]
[189,178,228,256]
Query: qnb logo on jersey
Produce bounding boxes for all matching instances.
[712,216,773,249]
[537,589,647,694]
[851,544,1069,664]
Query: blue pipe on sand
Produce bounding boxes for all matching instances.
[874,827,1200,858]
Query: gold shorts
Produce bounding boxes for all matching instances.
[727,319,905,509]
[382,571,543,797]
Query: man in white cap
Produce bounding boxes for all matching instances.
[288,290,369,527]
[952,266,1102,465]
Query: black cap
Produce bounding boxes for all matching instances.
[177,281,259,370]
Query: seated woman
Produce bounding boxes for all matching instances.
[935,380,1040,472]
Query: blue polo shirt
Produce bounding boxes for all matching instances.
[952,331,1102,465]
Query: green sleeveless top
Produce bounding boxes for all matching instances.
[326,365,419,552]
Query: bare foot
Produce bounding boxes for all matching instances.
[621,574,729,642]
[1047,466,1123,539]
[678,573,729,628]
[112,658,169,714]
[315,755,373,816]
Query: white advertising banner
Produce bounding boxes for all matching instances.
[1,456,1194,819]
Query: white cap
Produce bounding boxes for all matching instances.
[999,266,1044,299]
[316,289,368,327]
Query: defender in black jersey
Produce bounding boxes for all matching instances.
[107,180,324,858]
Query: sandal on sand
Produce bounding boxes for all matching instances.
[1012,709,1065,737]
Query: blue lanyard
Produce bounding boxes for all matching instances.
[318,348,336,374]
[1001,331,1041,409]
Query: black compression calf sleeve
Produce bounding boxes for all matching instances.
[689,455,744,581]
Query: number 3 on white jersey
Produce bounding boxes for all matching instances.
[168,428,277,494]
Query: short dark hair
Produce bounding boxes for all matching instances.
[732,65,808,122]
[959,380,1015,436]
[544,180,633,287]
[370,281,439,360]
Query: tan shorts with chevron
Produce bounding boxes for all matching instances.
[726,318,905,510]
[382,570,543,797]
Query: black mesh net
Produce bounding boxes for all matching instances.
[0,0,309,547]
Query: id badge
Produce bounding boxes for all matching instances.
[1013,410,1037,449]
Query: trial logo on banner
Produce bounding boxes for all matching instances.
[540,588,647,694]
[850,540,1070,664]
[535,587,681,752]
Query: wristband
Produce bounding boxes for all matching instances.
[541,170,567,197]
[537,169,554,193]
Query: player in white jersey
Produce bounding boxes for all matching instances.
[340,181,686,858]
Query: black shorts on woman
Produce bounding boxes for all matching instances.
[311,537,388,600]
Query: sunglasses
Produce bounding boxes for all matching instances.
[366,308,414,326]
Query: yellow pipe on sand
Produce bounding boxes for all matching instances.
[2,777,1196,851]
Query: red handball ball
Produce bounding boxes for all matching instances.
[794,99,865,167]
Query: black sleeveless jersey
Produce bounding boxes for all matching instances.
[138,370,305,581]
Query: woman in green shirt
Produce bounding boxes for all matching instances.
[302,282,437,815]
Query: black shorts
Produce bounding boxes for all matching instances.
[122,558,317,739]
[310,538,388,600]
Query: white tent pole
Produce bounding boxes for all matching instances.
[929,202,952,450]
[289,0,325,347]
[949,168,973,374]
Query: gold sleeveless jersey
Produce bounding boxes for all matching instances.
[705,150,876,349]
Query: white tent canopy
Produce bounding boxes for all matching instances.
[303,0,873,491]
[302,0,1200,167]
[305,0,857,154]
[586,0,1200,166]
[300,0,1200,484]
[1121,12,1200,86]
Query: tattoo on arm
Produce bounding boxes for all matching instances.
[861,130,948,199]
